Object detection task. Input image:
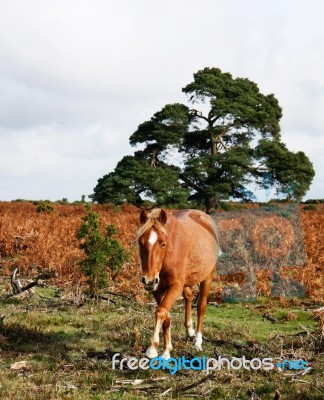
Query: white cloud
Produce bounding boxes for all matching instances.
[0,0,323,201]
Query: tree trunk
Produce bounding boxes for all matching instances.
[205,129,217,214]
[210,131,217,156]
[205,196,216,215]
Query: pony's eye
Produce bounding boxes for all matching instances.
[161,243,166,248]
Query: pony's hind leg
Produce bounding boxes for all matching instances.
[183,287,195,338]
[194,269,214,351]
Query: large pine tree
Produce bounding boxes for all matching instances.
[93,67,315,213]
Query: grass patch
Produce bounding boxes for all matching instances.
[204,303,317,342]
[0,285,323,399]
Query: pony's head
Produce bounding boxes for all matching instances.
[137,208,168,291]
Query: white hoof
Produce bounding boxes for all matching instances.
[193,332,202,351]
[161,350,171,360]
[194,342,202,351]
[146,346,158,359]
[186,327,196,338]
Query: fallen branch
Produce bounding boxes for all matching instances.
[262,313,278,323]
[291,379,310,384]
[10,268,22,294]
[115,377,166,386]
[298,323,317,340]
[271,331,309,339]
[5,269,56,300]
[176,373,214,394]
[17,271,55,292]
[113,377,166,392]
[313,307,324,335]
[160,387,172,397]
[292,367,312,377]
[112,384,165,392]
[97,295,117,304]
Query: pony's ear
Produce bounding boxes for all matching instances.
[158,209,168,225]
[140,209,148,225]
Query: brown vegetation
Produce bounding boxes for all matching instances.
[0,202,323,301]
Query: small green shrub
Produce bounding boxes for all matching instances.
[77,204,129,296]
[304,198,324,204]
[56,198,69,204]
[303,204,317,211]
[219,202,247,211]
[12,198,30,203]
[35,201,54,214]
[269,198,292,203]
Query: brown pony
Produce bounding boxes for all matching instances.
[138,208,219,359]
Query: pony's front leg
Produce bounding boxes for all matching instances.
[146,308,172,359]
[146,282,182,359]
[161,312,172,359]
[146,289,164,359]
[146,311,172,359]
[146,315,162,359]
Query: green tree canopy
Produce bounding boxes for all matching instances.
[92,67,315,213]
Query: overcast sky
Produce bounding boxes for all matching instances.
[0,0,323,202]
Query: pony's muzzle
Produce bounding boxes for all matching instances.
[141,276,159,291]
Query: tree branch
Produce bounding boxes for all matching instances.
[210,115,220,125]
[179,173,202,193]
[218,137,230,151]
[189,109,210,123]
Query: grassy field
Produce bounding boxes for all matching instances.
[0,284,323,400]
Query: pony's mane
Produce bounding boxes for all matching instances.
[137,208,168,239]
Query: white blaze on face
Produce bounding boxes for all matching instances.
[148,229,158,246]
